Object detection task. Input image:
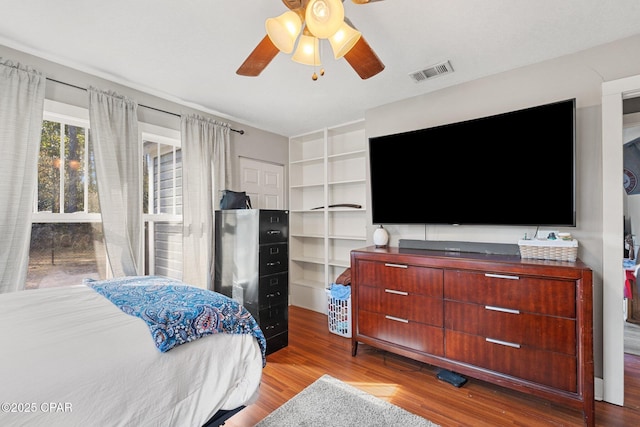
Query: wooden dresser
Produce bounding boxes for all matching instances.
[351,246,594,426]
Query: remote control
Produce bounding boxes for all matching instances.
[436,369,467,387]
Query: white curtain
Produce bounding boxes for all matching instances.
[181,115,230,289]
[88,87,142,277]
[0,59,45,294]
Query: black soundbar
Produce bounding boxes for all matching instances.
[399,239,520,256]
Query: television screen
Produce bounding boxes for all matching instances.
[368,99,576,226]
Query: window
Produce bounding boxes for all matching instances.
[27,102,184,288]
[28,101,104,289]
[142,124,183,280]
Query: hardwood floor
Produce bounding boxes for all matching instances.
[224,305,640,427]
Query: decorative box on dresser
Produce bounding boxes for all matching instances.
[214,209,289,355]
[351,246,594,426]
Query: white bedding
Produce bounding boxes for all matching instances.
[0,285,263,427]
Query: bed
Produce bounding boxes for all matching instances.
[0,276,266,427]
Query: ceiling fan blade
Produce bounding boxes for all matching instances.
[282,0,307,10]
[236,35,280,77]
[343,36,385,79]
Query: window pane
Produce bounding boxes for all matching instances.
[38,121,61,213]
[64,125,85,213]
[145,221,182,279]
[143,141,182,215]
[27,223,105,289]
[159,148,182,214]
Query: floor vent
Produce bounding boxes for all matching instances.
[409,60,454,83]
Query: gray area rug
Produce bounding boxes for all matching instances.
[254,374,439,427]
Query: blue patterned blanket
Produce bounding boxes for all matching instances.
[86,276,266,365]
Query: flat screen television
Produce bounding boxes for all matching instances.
[368,98,576,226]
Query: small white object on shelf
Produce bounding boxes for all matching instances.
[373,225,389,247]
[518,238,578,262]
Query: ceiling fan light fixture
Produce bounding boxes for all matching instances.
[329,22,361,59]
[265,11,302,54]
[292,34,321,66]
[305,0,344,39]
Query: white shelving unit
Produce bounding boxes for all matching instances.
[289,120,367,313]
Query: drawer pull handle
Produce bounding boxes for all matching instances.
[485,273,519,280]
[385,315,409,323]
[384,263,408,269]
[486,337,521,349]
[385,289,409,296]
[267,230,281,235]
[485,305,520,315]
[267,261,281,266]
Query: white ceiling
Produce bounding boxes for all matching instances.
[1,0,640,137]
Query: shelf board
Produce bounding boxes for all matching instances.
[289,278,326,290]
[291,255,325,265]
[290,233,324,239]
[289,209,325,213]
[328,234,367,241]
[328,149,366,160]
[290,156,324,165]
[326,207,366,212]
[329,258,351,268]
[328,178,366,186]
[290,182,324,189]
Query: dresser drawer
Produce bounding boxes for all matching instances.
[259,243,288,275]
[259,210,288,243]
[356,260,443,297]
[445,330,577,392]
[358,310,444,356]
[444,270,576,317]
[359,285,443,327]
[445,301,575,355]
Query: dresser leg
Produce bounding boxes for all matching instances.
[352,340,358,357]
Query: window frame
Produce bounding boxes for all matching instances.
[141,122,182,223]
[140,123,182,277]
[32,100,184,278]
[33,100,98,223]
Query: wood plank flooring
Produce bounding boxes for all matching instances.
[224,305,640,427]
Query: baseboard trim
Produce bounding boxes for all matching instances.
[595,377,603,401]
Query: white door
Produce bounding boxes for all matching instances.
[239,157,285,209]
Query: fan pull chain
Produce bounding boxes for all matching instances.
[312,39,326,81]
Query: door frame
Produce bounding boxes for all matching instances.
[602,74,640,405]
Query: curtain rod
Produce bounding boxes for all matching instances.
[46,77,245,135]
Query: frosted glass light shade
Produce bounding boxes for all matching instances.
[305,0,344,39]
[328,22,361,59]
[266,11,302,54]
[292,35,321,65]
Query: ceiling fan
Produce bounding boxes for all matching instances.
[236,0,385,80]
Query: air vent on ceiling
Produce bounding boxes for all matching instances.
[409,60,454,83]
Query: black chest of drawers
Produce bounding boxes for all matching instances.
[214,209,289,354]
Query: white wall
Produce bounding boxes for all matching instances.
[364,33,640,381]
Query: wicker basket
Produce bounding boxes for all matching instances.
[518,239,578,262]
